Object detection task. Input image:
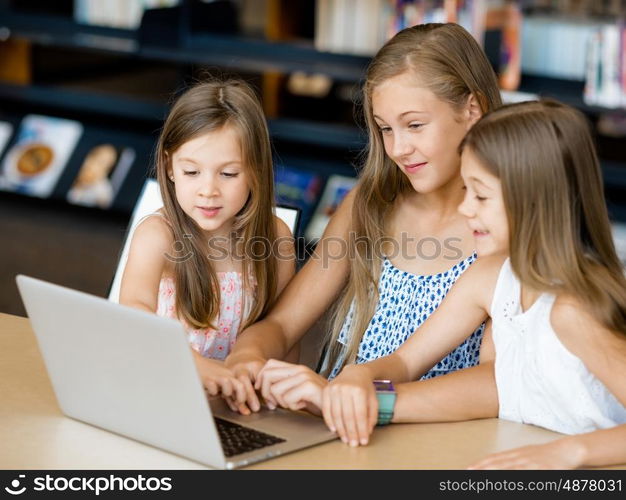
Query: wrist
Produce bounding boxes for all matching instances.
[373,380,396,426]
[561,436,588,467]
[225,350,264,368]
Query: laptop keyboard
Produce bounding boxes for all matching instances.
[214,417,286,457]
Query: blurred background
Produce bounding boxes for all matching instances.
[0,0,625,315]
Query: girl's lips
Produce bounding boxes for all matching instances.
[473,230,489,237]
[404,162,427,174]
[198,207,222,217]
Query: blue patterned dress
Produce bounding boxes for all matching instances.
[327,254,485,379]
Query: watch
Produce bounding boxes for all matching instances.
[373,379,396,426]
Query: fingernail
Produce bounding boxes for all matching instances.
[350,440,358,447]
[341,437,348,444]
[360,438,368,446]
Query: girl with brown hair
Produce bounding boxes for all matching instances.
[317,100,626,468]
[120,78,295,406]
[227,23,502,413]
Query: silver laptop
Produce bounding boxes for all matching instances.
[16,275,336,469]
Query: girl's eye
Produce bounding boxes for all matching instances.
[222,172,239,178]
[409,123,424,130]
[476,195,487,202]
[378,126,392,135]
[183,170,198,176]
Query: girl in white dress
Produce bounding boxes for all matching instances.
[274,100,626,469]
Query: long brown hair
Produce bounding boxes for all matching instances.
[461,99,626,336]
[155,78,277,330]
[323,23,503,375]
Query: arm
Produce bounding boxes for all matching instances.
[322,255,503,446]
[119,216,172,313]
[225,190,355,382]
[469,425,626,470]
[473,297,626,469]
[393,362,499,423]
[273,216,299,364]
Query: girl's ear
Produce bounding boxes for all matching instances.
[165,152,174,182]
[465,93,482,129]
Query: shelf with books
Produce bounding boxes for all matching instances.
[0,8,370,83]
[0,81,365,151]
[1,1,625,218]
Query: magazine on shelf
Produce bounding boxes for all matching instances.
[0,121,13,157]
[612,222,626,266]
[66,144,136,209]
[0,115,83,198]
[305,174,357,241]
[274,165,323,232]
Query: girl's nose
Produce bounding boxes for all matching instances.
[391,132,413,159]
[199,176,219,197]
[457,194,474,218]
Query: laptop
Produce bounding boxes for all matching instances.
[16,275,337,469]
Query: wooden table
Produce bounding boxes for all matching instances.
[1,313,618,470]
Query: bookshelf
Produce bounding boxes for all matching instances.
[0,0,625,314]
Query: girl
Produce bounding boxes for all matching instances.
[226,23,502,412]
[312,100,626,469]
[120,79,296,406]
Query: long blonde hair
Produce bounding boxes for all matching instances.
[155,78,277,330]
[323,23,502,375]
[461,99,626,336]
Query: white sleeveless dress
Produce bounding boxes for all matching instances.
[491,259,626,434]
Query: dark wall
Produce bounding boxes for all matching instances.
[0,195,128,316]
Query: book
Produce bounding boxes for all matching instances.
[66,144,136,209]
[305,174,357,241]
[274,165,323,232]
[0,115,83,198]
[611,222,626,267]
[0,121,13,157]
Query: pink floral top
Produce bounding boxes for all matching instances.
[156,272,256,360]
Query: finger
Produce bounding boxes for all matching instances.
[330,388,349,444]
[342,393,360,447]
[368,390,379,436]
[321,387,335,432]
[231,378,247,405]
[224,396,239,413]
[205,380,219,396]
[282,382,323,412]
[254,359,277,391]
[238,374,261,412]
[353,390,372,446]
[236,401,251,416]
[268,373,310,408]
[219,378,233,398]
[258,365,295,402]
[259,365,305,409]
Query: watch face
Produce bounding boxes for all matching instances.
[373,380,394,392]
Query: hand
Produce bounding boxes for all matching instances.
[224,352,266,412]
[255,359,327,415]
[322,365,378,447]
[468,439,585,470]
[195,357,250,414]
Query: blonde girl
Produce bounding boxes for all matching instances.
[120,79,295,406]
[227,23,503,412]
[318,100,626,469]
